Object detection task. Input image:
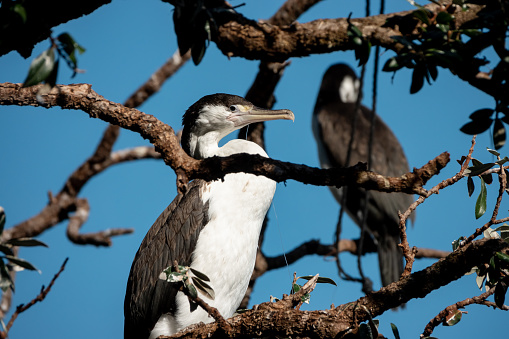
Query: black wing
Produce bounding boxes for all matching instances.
[124,179,209,339]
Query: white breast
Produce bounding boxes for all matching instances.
[150,139,275,337]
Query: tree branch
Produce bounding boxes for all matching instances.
[161,238,508,339]
[0,82,449,196]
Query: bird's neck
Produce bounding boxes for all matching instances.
[187,131,222,159]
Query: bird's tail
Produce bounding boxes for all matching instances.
[377,233,404,287]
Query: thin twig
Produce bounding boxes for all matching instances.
[0,258,68,339]
[398,136,476,276]
[421,286,506,337]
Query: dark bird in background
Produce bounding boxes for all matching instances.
[312,64,414,287]
[124,94,294,339]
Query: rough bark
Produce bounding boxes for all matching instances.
[0,82,449,196]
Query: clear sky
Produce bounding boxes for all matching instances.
[0,1,505,338]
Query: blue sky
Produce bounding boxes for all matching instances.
[0,0,506,338]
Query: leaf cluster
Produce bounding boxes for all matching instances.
[22,32,85,88]
[469,225,509,308]
[167,0,233,65]
[159,264,215,301]
[0,208,48,293]
[290,275,336,305]
[462,148,509,219]
[347,14,371,66]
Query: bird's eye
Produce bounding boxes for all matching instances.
[229,105,237,112]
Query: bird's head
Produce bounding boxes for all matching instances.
[181,93,294,158]
[317,63,361,105]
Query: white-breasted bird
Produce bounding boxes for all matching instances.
[124,93,294,339]
[312,64,414,287]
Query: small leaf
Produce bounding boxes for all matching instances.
[436,11,453,24]
[297,275,338,286]
[481,173,493,185]
[359,323,374,339]
[476,273,486,290]
[444,309,462,326]
[451,236,465,250]
[494,280,508,308]
[467,176,475,196]
[0,261,14,292]
[495,252,509,264]
[487,148,500,157]
[410,65,425,94]
[6,238,48,247]
[4,255,39,271]
[493,118,506,150]
[292,283,302,294]
[23,48,56,87]
[413,9,430,25]
[493,224,509,232]
[0,244,13,256]
[496,156,509,165]
[189,267,210,282]
[467,162,496,176]
[475,177,487,219]
[390,323,401,339]
[12,4,27,23]
[185,280,198,299]
[460,118,493,135]
[383,57,404,72]
[469,108,495,120]
[191,277,215,300]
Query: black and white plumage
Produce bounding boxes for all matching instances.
[312,64,414,287]
[124,94,294,339]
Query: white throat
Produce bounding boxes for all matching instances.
[339,75,360,103]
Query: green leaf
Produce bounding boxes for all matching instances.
[470,108,495,120]
[413,9,430,25]
[460,118,493,135]
[292,283,301,294]
[0,261,13,292]
[383,57,404,72]
[5,238,48,248]
[467,162,495,176]
[185,280,198,299]
[481,172,493,185]
[475,177,487,219]
[487,148,501,157]
[191,277,215,300]
[494,280,507,308]
[493,224,509,232]
[0,244,13,256]
[496,156,509,165]
[189,267,210,282]
[23,48,56,87]
[12,4,27,23]
[359,323,374,339]
[390,323,401,339]
[4,255,39,271]
[410,65,425,94]
[297,275,338,286]
[444,309,462,326]
[436,11,453,24]
[493,118,506,150]
[495,252,509,264]
[467,176,475,196]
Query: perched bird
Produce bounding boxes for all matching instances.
[124,93,294,339]
[312,64,414,287]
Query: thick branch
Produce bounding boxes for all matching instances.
[214,2,483,61]
[0,83,449,195]
[162,238,508,339]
